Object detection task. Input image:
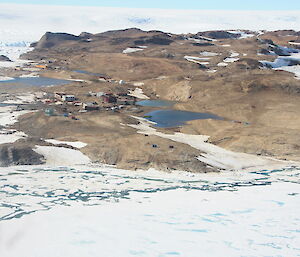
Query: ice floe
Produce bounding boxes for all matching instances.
[0,164,299,257]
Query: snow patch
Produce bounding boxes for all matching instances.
[122,47,144,54]
[133,82,145,87]
[260,50,300,79]
[200,51,220,57]
[19,73,39,78]
[33,146,90,166]
[217,62,228,67]
[0,106,33,127]
[274,65,300,79]
[228,30,255,39]
[45,139,87,149]
[184,56,210,61]
[2,93,35,104]
[184,56,210,65]
[128,117,292,171]
[223,57,239,63]
[0,130,27,144]
[128,88,149,99]
[289,41,300,46]
[0,76,14,81]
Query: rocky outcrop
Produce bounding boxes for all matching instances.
[0,144,44,167]
[236,58,263,70]
[79,32,94,38]
[0,55,12,62]
[34,32,80,49]
[197,31,240,39]
[134,35,174,45]
[100,28,144,37]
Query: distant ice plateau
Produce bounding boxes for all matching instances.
[0,3,300,44]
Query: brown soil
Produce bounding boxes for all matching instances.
[5,28,300,171]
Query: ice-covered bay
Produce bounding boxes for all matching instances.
[0,163,299,256]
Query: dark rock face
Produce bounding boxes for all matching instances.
[0,55,12,62]
[192,42,214,46]
[259,48,274,55]
[259,39,276,45]
[197,31,240,39]
[0,144,45,167]
[99,28,144,37]
[79,32,94,38]
[110,37,132,45]
[35,32,80,49]
[236,58,263,70]
[134,35,174,45]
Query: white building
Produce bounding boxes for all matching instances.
[62,95,76,102]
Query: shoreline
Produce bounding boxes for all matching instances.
[0,94,298,173]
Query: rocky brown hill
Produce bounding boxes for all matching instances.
[18,28,300,168]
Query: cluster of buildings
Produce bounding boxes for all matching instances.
[40,91,137,115]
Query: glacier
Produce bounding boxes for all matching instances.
[0,3,300,44]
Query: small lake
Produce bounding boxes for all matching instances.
[144,109,223,128]
[137,99,175,107]
[0,103,17,107]
[73,70,105,77]
[0,77,70,87]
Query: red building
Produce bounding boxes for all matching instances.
[101,94,117,103]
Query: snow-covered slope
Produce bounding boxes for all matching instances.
[0,42,31,61]
[0,3,300,44]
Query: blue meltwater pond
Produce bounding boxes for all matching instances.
[137,99,175,107]
[144,109,223,128]
[0,77,70,87]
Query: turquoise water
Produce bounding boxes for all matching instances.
[0,77,70,87]
[145,109,223,127]
[0,103,14,107]
[137,100,175,107]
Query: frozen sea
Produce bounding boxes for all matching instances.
[0,164,299,257]
[0,25,299,257]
